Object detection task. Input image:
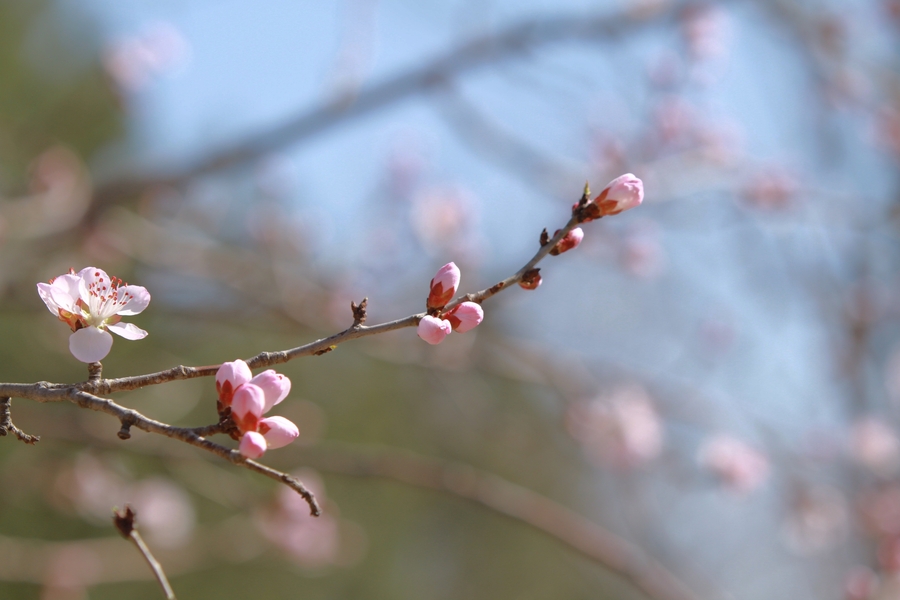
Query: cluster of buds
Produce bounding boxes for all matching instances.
[418,262,484,345]
[216,360,300,458]
[37,266,151,363]
[574,173,644,223]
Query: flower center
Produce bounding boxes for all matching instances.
[85,272,134,325]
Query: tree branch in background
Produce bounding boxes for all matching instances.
[113,506,176,600]
[300,443,706,600]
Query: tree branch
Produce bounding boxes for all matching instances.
[300,443,706,600]
[113,506,177,600]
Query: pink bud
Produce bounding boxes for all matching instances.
[444,301,484,333]
[231,383,266,433]
[259,416,300,449]
[215,359,252,408]
[250,369,292,413]
[519,269,542,290]
[592,174,644,218]
[239,431,267,459]
[417,315,452,344]
[550,227,584,255]
[426,262,461,309]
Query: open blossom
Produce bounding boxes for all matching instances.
[580,174,644,222]
[37,267,150,363]
[417,315,451,344]
[444,302,483,333]
[426,262,460,309]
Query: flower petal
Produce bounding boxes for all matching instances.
[259,416,299,449]
[107,322,148,340]
[250,370,291,413]
[239,431,267,459]
[69,327,113,363]
[115,285,151,316]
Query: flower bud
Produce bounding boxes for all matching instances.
[519,268,542,290]
[231,383,266,433]
[250,369,291,413]
[417,315,452,344]
[444,302,484,333]
[216,360,252,408]
[426,262,460,309]
[587,174,643,220]
[259,416,300,449]
[239,431,267,459]
[549,227,584,256]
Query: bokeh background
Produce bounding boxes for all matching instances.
[1,0,900,598]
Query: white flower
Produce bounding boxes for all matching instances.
[37,267,151,363]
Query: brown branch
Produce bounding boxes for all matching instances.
[0,396,40,444]
[113,506,177,600]
[300,443,706,600]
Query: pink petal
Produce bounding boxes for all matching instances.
[600,173,644,215]
[427,262,461,309]
[417,315,452,345]
[233,383,266,418]
[216,360,252,389]
[446,301,483,333]
[37,274,82,315]
[107,322,148,340]
[250,370,292,413]
[239,431,267,459]
[115,285,151,316]
[259,416,299,449]
[69,327,114,363]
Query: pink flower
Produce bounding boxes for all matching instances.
[417,315,452,344]
[444,302,483,333]
[259,416,300,449]
[426,262,460,309]
[698,434,769,494]
[239,431,267,459]
[37,267,150,363]
[232,383,266,434]
[216,360,252,408]
[250,370,291,413]
[584,174,644,221]
[550,227,584,255]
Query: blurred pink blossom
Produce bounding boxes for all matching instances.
[103,22,190,93]
[618,223,665,279]
[742,168,799,210]
[698,434,769,494]
[567,384,664,469]
[781,485,848,555]
[844,566,879,600]
[851,418,900,476]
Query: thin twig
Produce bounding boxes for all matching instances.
[113,506,176,600]
[0,397,40,444]
[300,443,706,600]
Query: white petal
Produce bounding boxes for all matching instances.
[107,322,148,340]
[36,282,62,315]
[115,285,151,316]
[69,327,113,363]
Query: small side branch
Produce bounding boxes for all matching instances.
[0,397,40,445]
[113,506,176,600]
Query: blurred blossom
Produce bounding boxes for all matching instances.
[873,106,900,161]
[844,566,880,600]
[653,96,696,146]
[741,168,799,210]
[781,485,848,555]
[387,135,428,197]
[695,119,744,165]
[567,384,664,469]
[859,484,900,538]
[618,222,665,279]
[102,22,190,93]
[256,472,343,569]
[410,185,480,259]
[698,434,769,494]
[851,418,900,477]
[42,545,101,600]
[56,453,128,523]
[680,4,732,62]
[128,478,196,548]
